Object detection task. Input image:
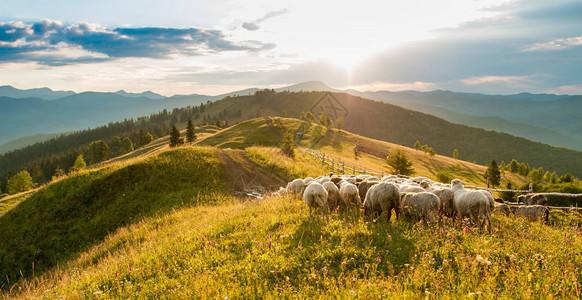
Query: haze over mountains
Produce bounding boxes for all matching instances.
[1,81,581,153]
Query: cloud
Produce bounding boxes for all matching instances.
[0,19,275,65]
[522,36,582,51]
[242,8,289,31]
[460,75,541,85]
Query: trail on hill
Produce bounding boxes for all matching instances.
[217,149,286,197]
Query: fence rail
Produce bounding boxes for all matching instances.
[304,148,582,200]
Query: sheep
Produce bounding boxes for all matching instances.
[400,192,441,224]
[303,182,328,218]
[304,177,315,185]
[363,182,400,221]
[286,178,306,197]
[400,185,426,193]
[322,181,341,211]
[339,181,361,209]
[511,205,550,223]
[271,186,288,197]
[419,179,434,192]
[479,190,495,212]
[518,194,548,206]
[330,177,343,187]
[317,176,331,184]
[410,176,430,184]
[358,180,379,203]
[451,179,492,233]
[431,188,455,217]
[493,202,511,216]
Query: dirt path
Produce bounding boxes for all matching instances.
[217,149,287,197]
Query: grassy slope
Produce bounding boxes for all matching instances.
[11,195,582,299]
[0,147,227,286]
[201,117,527,188]
[194,91,582,178]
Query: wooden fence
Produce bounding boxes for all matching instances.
[304,148,582,200]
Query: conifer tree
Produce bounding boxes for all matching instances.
[186,119,196,143]
[386,150,415,176]
[281,130,295,158]
[484,159,501,187]
[453,149,459,159]
[169,126,183,147]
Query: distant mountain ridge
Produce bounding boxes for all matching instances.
[1,81,581,153]
[0,85,76,100]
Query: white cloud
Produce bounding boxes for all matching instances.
[547,84,582,95]
[460,74,541,85]
[523,36,582,51]
[339,81,439,92]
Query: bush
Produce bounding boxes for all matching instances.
[435,170,453,183]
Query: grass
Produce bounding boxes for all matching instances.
[202,117,528,189]
[0,146,228,287]
[244,146,325,181]
[8,195,582,298]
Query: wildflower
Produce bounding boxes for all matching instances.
[439,227,443,234]
[376,258,382,263]
[341,261,347,265]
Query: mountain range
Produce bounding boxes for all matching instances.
[1,81,581,153]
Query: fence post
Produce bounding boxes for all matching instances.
[529,183,533,193]
[342,161,345,175]
[331,158,335,173]
[322,153,325,167]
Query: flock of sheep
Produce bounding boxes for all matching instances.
[273,174,550,233]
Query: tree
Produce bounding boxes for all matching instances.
[560,173,574,183]
[138,129,154,147]
[453,149,459,159]
[281,130,295,158]
[499,182,516,202]
[509,159,519,173]
[386,149,415,176]
[484,159,501,188]
[318,111,331,126]
[186,119,197,143]
[305,111,316,123]
[353,144,361,160]
[109,136,122,156]
[51,168,65,181]
[169,126,184,147]
[89,140,109,164]
[414,140,421,150]
[70,155,87,172]
[281,109,288,117]
[300,111,306,121]
[335,117,345,132]
[7,170,34,194]
[120,137,134,154]
[549,171,559,184]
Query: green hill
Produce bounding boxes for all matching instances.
[1,124,582,298]
[192,90,582,178]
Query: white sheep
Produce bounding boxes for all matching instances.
[400,192,441,224]
[479,190,495,212]
[511,205,549,223]
[271,186,288,197]
[303,177,315,185]
[363,182,400,221]
[451,179,492,233]
[286,178,306,197]
[493,202,511,216]
[317,176,331,184]
[303,182,328,218]
[400,185,426,193]
[339,181,361,209]
[431,188,455,217]
[322,181,341,211]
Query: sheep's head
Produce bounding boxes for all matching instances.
[450,179,464,190]
[420,180,431,189]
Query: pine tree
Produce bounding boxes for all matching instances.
[7,170,35,194]
[169,126,183,147]
[453,149,459,159]
[70,155,87,172]
[484,159,501,188]
[386,150,415,176]
[281,130,295,158]
[281,109,288,117]
[186,119,196,143]
[109,136,122,156]
[500,182,516,202]
[120,137,134,154]
[414,140,421,150]
[318,111,330,126]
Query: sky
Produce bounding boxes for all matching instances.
[0,0,581,96]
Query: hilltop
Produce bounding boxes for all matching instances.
[0,125,581,298]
